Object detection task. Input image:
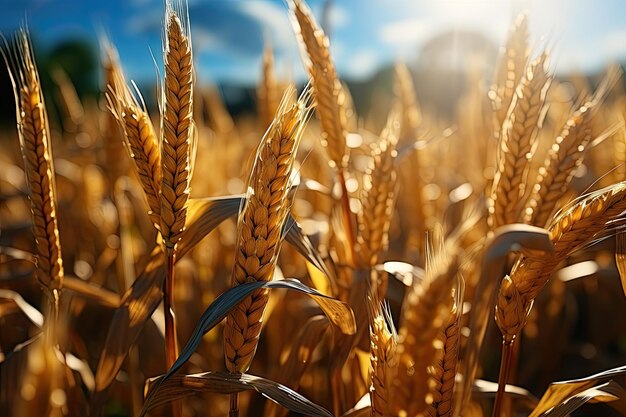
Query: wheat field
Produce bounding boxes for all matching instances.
[1,1,626,417]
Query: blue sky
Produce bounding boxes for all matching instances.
[2,0,626,85]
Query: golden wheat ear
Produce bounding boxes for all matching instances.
[367,290,398,417]
[491,13,530,132]
[104,41,162,230]
[356,110,400,269]
[160,0,196,249]
[427,275,463,417]
[394,235,460,417]
[257,42,281,130]
[523,65,622,227]
[489,52,551,228]
[4,30,64,313]
[223,84,315,375]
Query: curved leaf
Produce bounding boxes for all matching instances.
[91,195,336,415]
[530,365,626,417]
[142,371,333,417]
[457,224,553,415]
[177,196,243,256]
[143,279,355,413]
[375,261,424,287]
[91,196,239,414]
[0,289,44,327]
[63,277,121,308]
[472,378,538,409]
[266,315,330,417]
[284,214,333,280]
[542,381,624,417]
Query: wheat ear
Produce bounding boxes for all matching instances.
[489,53,550,228]
[368,297,398,417]
[223,85,314,374]
[105,51,161,229]
[160,6,195,249]
[491,14,529,131]
[523,67,621,227]
[498,181,626,342]
[427,304,462,417]
[394,246,459,417]
[289,0,356,263]
[257,43,281,130]
[394,62,427,258]
[290,0,348,170]
[5,31,64,313]
[356,113,400,268]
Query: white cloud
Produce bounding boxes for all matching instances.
[330,6,349,29]
[343,50,380,78]
[236,1,296,52]
[192,27,222,52]
[379,18,432,46]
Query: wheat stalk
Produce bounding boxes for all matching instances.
[356,113,400,268]
[223,85,314,374]
[5,30,64,316]
[489,53,551,228]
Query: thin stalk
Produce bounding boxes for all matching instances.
[164,247,181,417]
[493,340,514,417]
[337,168,356,266]
[331,368,343,417]
[229,392,239,417]
[46,289,60,345]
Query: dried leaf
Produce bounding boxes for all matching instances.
[91,195,335,413]
[143,278,355,412]
[530,365,626,417]
[542,381,624,417]
[63,277,121,308]
[284,214,333,280]
[142,371,333,417]
[472,378,538,409]
[0,289,44,327]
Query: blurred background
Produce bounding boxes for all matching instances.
[1,0,626,125]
